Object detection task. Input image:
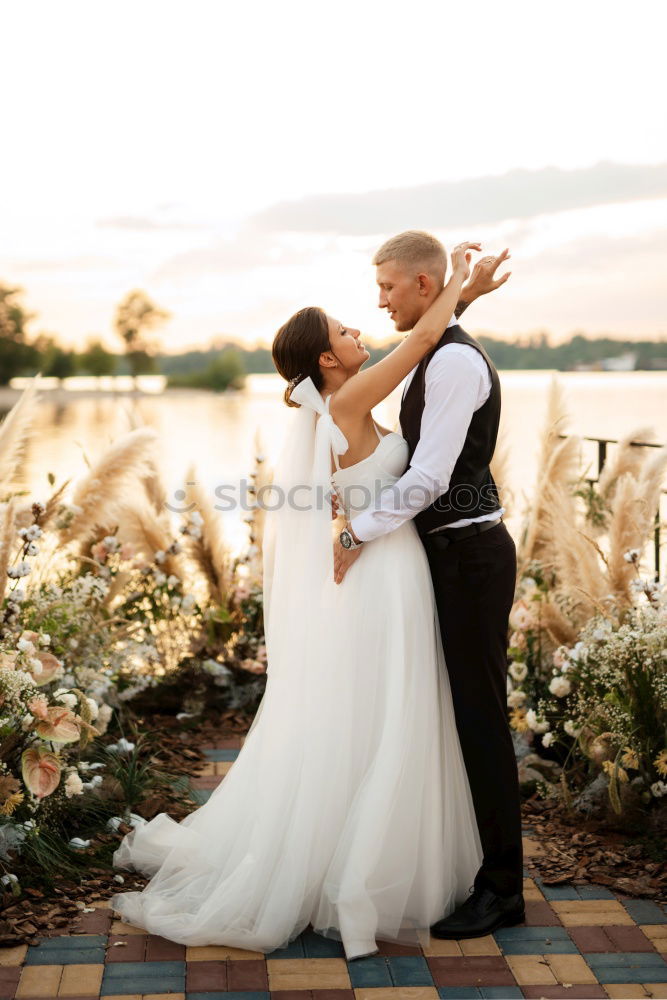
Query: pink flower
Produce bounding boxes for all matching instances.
[91,541,108,562]
[27,694,49,721]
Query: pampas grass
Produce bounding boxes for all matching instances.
[0,498,17,605]
[181,462,233,606]
[518,376,583,574]
[540,597,579,647]
[596,426,657,503]
[249,430,271,565]
[58,428,158,547]
[605,447,667,608]
[118,494,182,579]
[542,482,609,623]
[0,374,42,492]
[490,420,512,519]
[516,380,665,629]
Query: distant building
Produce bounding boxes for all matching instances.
[572,351,638,372]
[601,351,638,371]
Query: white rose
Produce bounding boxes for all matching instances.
[542,731,555,747]
[509,661,528,683]
[526,709,550,733]
[650,781,667,798]
[509,604,534,631]
[549,675,571,698]
[85,697,99,721]
[507,690,527,708]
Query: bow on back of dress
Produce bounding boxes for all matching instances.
[289,376,349,459]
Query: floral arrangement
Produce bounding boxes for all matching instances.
[506,377,667,820]
[0,379,270,898]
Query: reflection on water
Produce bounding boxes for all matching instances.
[2,371,666,555]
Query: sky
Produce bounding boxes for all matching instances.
[1,0,666,353]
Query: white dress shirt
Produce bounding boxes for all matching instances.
[350,316,505,543]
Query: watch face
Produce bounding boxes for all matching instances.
[340,531,351,549]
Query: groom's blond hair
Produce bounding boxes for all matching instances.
[372,230,446,281]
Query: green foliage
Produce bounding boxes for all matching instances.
[113,289,170,379]
[166,348,245,391]
[79,340,117,377]
[0,284,40,384]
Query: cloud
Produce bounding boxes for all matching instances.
[96,215,205,231]
[252,161,667,235]
[151,233,337,281]
[1,254,122,273]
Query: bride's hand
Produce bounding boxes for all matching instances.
[333,535,363,584]
[450,241,481,283]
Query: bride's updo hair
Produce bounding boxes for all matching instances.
[272,306,331,408]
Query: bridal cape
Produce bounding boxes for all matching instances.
[110,377,483,960]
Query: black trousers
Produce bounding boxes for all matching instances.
[422,520,523,898]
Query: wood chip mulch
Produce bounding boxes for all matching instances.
[521,797,667,903]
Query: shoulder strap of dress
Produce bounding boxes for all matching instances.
[372,418,383,442]
[324,394,342,471]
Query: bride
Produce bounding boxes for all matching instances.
[110,241,484,961]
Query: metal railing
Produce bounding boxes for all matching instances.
[558,434,665,580]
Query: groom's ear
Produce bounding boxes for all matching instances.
[416,272,434,297]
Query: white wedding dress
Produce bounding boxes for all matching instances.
[110,392,483,960]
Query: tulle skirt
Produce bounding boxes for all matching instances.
[110,517,483,960]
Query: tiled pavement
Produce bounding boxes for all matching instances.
[2,737,666,999]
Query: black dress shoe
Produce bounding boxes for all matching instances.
[430,885,525,939]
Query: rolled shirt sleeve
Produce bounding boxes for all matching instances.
[350,347,489,543]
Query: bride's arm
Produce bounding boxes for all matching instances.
[330,242,478,419]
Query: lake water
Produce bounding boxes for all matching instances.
[3,371,666,556]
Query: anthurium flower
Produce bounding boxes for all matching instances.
[29,651,63,687]
[21,746,62,799]
[33,705,82,743]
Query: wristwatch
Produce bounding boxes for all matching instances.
[339,527,364,550]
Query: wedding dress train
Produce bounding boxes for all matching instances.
[110,390,483,960]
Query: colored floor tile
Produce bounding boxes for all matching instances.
[347,955,394,988]
[493,925,578,955]
[202,747,240,761]
[622,900,667,924]
[386,955,434,986]
[586,951,667,984]
[5,741,666,1000]
[25,934,108,965]
[100,958,186,995]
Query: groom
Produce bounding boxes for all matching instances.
[334,230,524,939]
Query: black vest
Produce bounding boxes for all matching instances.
[399,324,502,535]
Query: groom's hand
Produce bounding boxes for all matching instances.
[457,248,511,316]
[333,537,363,584]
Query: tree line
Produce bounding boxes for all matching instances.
[1,282,666,390]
